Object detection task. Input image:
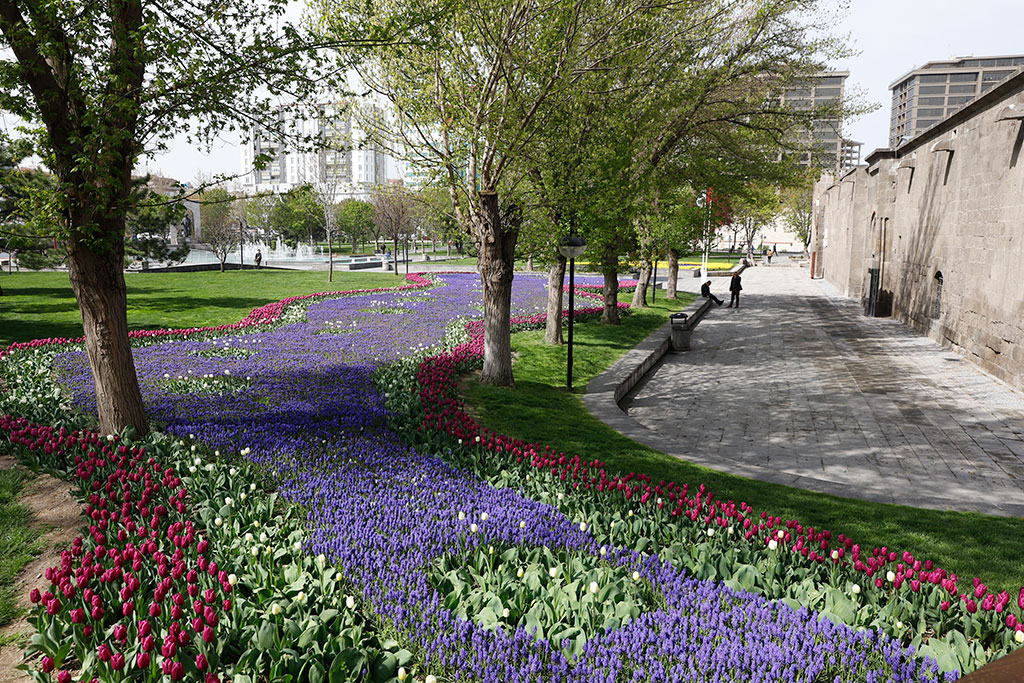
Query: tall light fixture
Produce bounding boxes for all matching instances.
[557,233,587,390]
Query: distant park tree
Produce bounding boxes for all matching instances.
[780,183,814,254]
[0,0,352,434]
[371,184,415,276]
[199,189,237,272]
[336,199,375,254]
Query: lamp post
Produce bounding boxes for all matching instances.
[557,234,587,390]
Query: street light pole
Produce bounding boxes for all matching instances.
[558,234,587,391]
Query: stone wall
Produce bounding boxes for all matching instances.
[812,71,1024,391]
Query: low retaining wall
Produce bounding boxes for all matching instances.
[586,295,712,405]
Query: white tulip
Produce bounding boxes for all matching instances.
[229,467,238,476]
[517,567,524,579]
[479,512,488,521]
[397,668,407,681]
[228,574,237,586]
[259,532,268,543]
[502,608,510,618]
[831,550,839,560]
[470,523,478,533]
[519,521,526,529]
[250,483,256,491]
[632,571,640,581]
[458,511,466,521]
[1016,630,1024,644]
[548,567,559,579]
[706,528,715,537]
[270,603,281,616]
[251,546,260,557]
[768,539,778,551]
[600,546,607,557]
[426,676,437,683]
[851,584,861,595]
[293,541,302,552]
[589,581,598,594]
[297,591,307,603]
[886,571,896,582]
[214,517,223,527]
[579,522,587,532]
[244,533,253,543]
[345,596,356,609]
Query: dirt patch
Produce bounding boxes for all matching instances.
[0,454,80,682]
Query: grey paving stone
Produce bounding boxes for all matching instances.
[587,259,1024,518]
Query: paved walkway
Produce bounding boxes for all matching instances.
[608,258,1024,517]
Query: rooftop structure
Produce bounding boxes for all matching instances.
[888,54,1024,147]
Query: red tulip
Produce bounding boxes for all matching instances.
[136,652,150,669]
[111,652,125,671]
[138,619,151,637]
[57,670,71,683]
[196,653,209,671]
[171,661,185,680]
[202,625,214,643]
[41,656,54,673]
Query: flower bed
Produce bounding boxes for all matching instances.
[379,288,1024,675]
[1,271,1013,681]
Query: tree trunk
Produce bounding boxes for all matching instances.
[600,251,620,325]
[393,236,400,275]
[631,260,651,308]
[527,254,534,271]
[328,229,334,283]
[219,256,225,272]
[544,254,567,345]
[475,191,517,386]
[67,232,149,436]
[666,248,679,299]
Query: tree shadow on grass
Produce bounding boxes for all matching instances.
[128,295,278,316]
[0,319,83,346]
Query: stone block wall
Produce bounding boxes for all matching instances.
[812,71,1024,391]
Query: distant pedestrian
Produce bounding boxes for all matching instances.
[728,272,742,308]
[254,249,263,268]
[767,250,773,265]
[700,279,724,306]
[772,244,778,256]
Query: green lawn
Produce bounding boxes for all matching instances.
[0,466,42,627]
[0,270,397,346]
[463,293,1024,593]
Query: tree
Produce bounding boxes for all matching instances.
[731,183,781,259]
[124,181,190,269]
[336,199,375,254]
[245,194,278,245]
[270,186,322,247]
[198,188,238,271]
[780,182,814,254]
[371,184,414,276]
[0,0,358,434]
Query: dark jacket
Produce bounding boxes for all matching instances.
[700,282,712,298]
[729,274,742,292]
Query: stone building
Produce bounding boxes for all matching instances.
[811,70,1024,391]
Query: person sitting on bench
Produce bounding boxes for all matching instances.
[701,279,724,306]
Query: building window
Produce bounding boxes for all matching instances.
[949,84,977,94]
[933,272,943,319]
[920,74,948,83]
[918,108,944,118]
[983,70,1014,81]
[949,72,979,82]
[919,85,947,95]
[918,96,946,105]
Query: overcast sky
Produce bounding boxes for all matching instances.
[142,0,1024,183]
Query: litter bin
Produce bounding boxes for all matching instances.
[692,269,701,278]
[669,313,691,351]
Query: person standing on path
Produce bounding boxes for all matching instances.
[254,249,263,268]
[700,279,724,306]
[728,271,742,308]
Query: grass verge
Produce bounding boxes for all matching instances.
[0,466,42,626]
[0,270,398,346]
[463,293,1024,592]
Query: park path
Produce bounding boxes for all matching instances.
[617,257,1024,517]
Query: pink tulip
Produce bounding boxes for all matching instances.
[136,652,151,668]
[196,653,209,671]
[40,656,54,673]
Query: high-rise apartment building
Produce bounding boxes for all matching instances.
[240,101,392,202]
[889,54,1024,147]
[780,71,861,174]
